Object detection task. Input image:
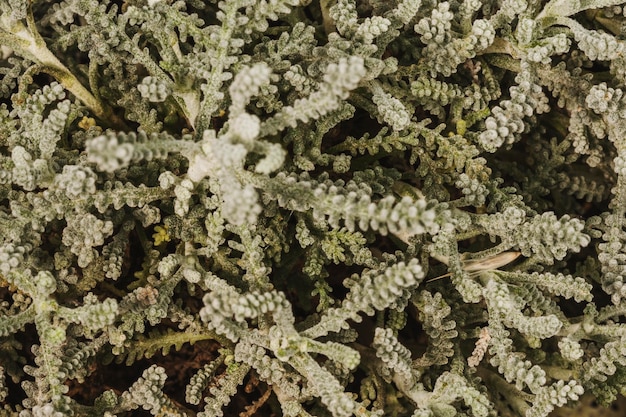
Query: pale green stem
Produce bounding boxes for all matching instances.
[1,18,106,119]
[195,1,238,134]
[537,0,626,22]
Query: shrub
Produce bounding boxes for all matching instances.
[1,0,626,416]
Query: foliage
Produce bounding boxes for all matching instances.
[2,0,626,416]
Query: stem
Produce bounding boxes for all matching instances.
[482,53,521,73]
[543,365,574,380]
[537,0,626,22]
[320,0,336,35]
[590,11,622,36]
[476,368,531,416]
[195,1,238,135]
[2,18,106,119]
[477,37,520,59]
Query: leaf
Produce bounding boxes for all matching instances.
[116,328,213,366]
